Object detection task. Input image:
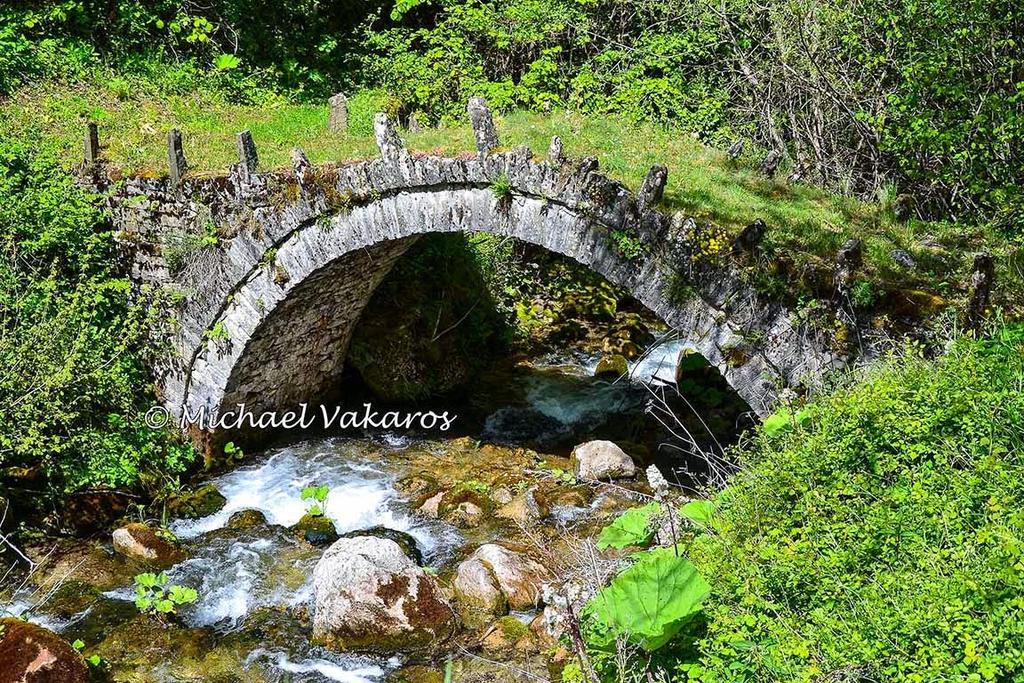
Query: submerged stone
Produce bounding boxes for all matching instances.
[495,488,549,525]
[481,615,538,656]
[225,508,268,530]
[594,354,628,379]
[39,580,101,618]
[438,488,492,527]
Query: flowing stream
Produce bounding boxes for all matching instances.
[6,338,707,682]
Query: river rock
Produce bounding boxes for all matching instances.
[453,501,485,527]
[594,354,628,379]
[453,543,548,619]
[292,513,339,547]
[312,536,457,652]
[341,526,423,565]
[396,474,440,502]
[439,488,491,528]
[166,483,226,519]
[480,615,538,655]
[495,488,549,525]
[0,617,89,683]
[545,485,594,508]
[111,523,186,566]
[490,486,514,507]
[418,491,443,518]
[571,440,636,481]
[226,508,268,529]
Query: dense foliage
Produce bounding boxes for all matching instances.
[3,0,1021,228]
[368,0,1024,227]
[594,328,1024,681]
[0,131,192,506]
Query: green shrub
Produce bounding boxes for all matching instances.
[0,129,193,502]
[662,329,1024,681]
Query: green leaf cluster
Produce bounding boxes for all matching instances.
[597,502,662,551]
[301,484,330,517]
[133,572,198,616]
[584,546,710,652]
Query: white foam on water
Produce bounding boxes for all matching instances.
[172,440,456,555]
[160,438,462,628]
[249,649,391,683]
[629,338,691,385]
[2,595,67,632]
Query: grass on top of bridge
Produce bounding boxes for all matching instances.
[5,76,1017,315]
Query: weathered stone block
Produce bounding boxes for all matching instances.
[236,130,259,180]
[84,122,100,165]
[637,164,668,209]
[373,113,405,161]
[547,136,565,164]
[328,93,348,132]
[167,128,187,187]
[467,97,500,155]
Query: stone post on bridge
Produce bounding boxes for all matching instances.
[236,130,259,181]
[467,97,500,156]
[637,164,668,210]
[328,93,348,133]
[83,122,100,166]
[167,128,188,187]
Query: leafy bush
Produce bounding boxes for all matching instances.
[660,329,1024,681]
[0,130,193,503]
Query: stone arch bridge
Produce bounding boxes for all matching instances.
[89,99,842,441]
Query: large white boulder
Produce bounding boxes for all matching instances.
[571,440,636,480]
[312,536,457,652]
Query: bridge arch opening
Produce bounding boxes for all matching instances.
[211,226,751,476]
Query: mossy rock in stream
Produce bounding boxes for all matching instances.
[480,615,539,656]
[166,484,226,519]
[340,526,423,565]
[225,508,268,530]
[112,523,187,567]
[438,488,492,527]
[594,353,628,379]
[94,614,253,682]
[391,665,446,683]
[395,474,441,505]
[542,485,594,509]
[41,579,102,618]
[292,514,339,547]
